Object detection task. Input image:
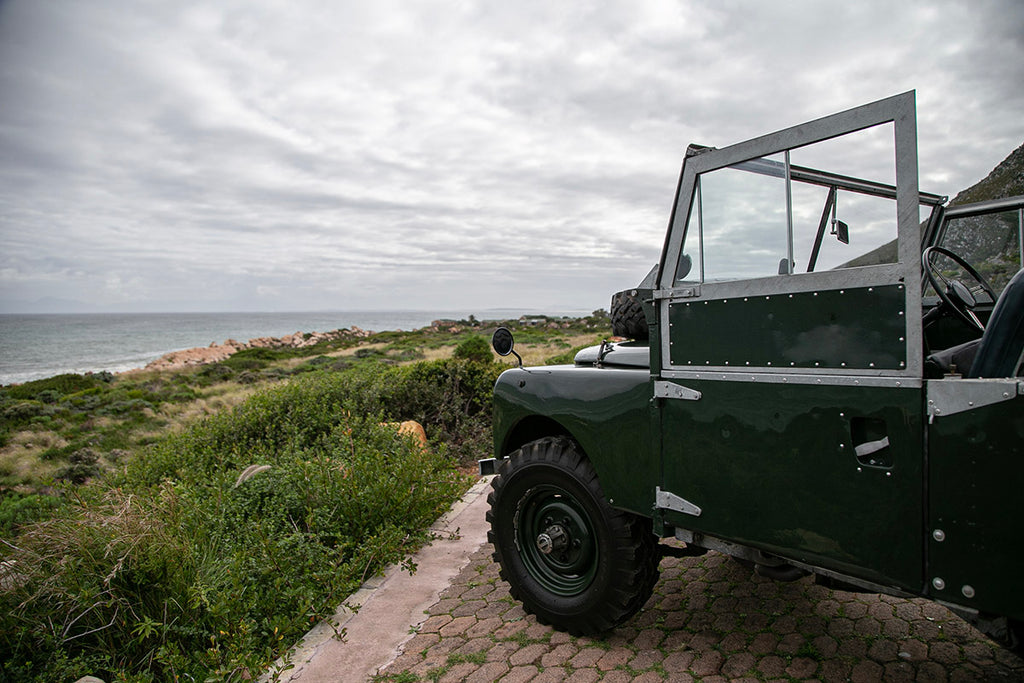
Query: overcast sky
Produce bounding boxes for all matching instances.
[1,0,1022,314]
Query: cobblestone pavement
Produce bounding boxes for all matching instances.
[376,544,1024,682]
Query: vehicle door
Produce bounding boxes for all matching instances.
[924,196,1024,620]
[654,92,933,590]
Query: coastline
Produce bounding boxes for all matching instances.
[2,310,590,385]
[138,326,375,372]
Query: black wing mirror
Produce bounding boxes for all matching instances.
[492,327,522,367]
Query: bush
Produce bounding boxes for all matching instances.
[0,492,63,536]
[4,373,101,401]
[452,335,493,364]
[1,373,470,682]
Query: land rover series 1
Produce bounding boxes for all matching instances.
[481,91,1024,651]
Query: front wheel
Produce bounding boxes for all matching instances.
[486,437,660,635]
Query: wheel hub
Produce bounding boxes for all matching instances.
[536,524,568,555]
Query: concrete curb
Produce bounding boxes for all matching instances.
[263,476,494,682]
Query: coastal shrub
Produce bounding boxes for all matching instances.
[196,363,235,385]
[55,448,100,483]
[452,335,493,364]
[4,373,103,401]
[370,358,502,465]
[1,377,469,682]
[2,400,52,423]
[0,491,63,536]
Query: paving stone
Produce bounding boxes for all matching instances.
[661,650,696,673]
[811,634,838,658]
[530,668,569,683]
[690,649,724,677]
[720,651,756,678]
[882,660,915,682]
[838,636,868,658]
[438,661,479,682]
[596,648,631,671]
[898,637,929,661]
[452,599,488,617]
[632,672,670,683]
[628,648,664,670]
[498,665,538,683]
[540,643,578,668]
[420,613,453,633]
[568,646,606,668]
[454,637,492,656]
[756,655,788,678]
[929,640,961,666]
[776,631,805,655]
[785,656,818,679]
[819,658,853,683]
[718,631,749,653]
[850,659,884,683]
[563,669,600,683]
[508,643,547,667]
[915,660,949,682]
[749,632,779,654]
[632,627,665,651]
[868,637,899,662]
[463,661,510,683]
[485,642,522,663]
[855,615,883,636]
[465,615,504,638]
[438,615,477,637]
[843,600,870,619]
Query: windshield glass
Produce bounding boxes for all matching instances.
[678,123,914,284]
[938,205,1024,296]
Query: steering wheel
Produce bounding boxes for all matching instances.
[922,246,997,333]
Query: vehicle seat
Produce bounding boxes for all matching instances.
[926,268,1024,378]
[969,268,1024,378]
[924,338,981,378]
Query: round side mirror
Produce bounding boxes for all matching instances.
[492,327,515,356]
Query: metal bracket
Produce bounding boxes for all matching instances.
[655,487,702,517]
[926,379,1021,423]
[653,285,700,300]
[654,381,702,401]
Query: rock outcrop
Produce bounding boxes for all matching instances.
[143,327,373,372]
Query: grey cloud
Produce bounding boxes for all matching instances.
[1,0,1022,313]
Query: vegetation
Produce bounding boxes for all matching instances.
[0,311,612,682]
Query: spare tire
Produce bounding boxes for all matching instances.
[610,289,648,340]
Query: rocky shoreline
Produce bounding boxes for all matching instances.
[142,327,375,372]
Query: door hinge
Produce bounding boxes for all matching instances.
[654,381,702,401]
[655,487,702,517]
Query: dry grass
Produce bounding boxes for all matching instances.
[0,433,61,484]
[514,332,605,366]
[158,382,264,430]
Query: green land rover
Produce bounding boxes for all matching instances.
[481,91,1024,652]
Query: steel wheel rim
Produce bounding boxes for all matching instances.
[515,483,598,597]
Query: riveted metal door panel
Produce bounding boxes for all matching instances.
[926,379,1024,620]
[659,377,924,590]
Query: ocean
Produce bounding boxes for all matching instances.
[0,309,586,385]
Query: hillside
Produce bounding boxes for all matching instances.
[838,140,1023,269]
[949,142,1024,206]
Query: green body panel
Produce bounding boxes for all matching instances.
[927,390,1024,619]
[660,379,925,590]
[668,285,907,370]
[493,366,655,514]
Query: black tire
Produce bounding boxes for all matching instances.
[486,436,660,635]
[610,290,648,340]
[1009,619,1023,656]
